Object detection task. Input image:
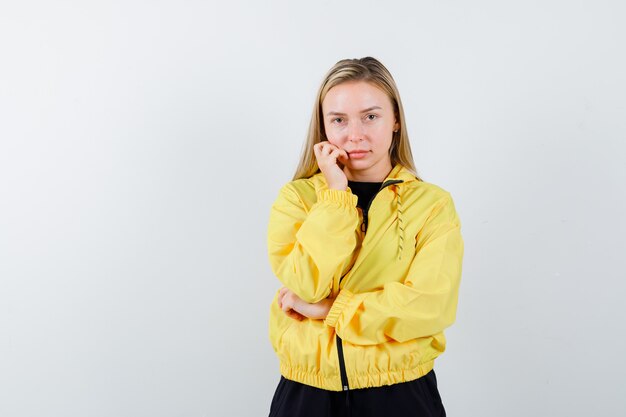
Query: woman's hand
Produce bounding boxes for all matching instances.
[277,286,334,321]
[313,141,349,191]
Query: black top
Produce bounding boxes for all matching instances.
[348,180,383,211]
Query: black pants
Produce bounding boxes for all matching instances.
[268,369,446,417]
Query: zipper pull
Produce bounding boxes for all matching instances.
[361,212,369,233]
[357,206,366,233]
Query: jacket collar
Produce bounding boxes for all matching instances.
[310,163,418,262]
[310,163,417,191]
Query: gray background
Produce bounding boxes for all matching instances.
[1,1,625,416]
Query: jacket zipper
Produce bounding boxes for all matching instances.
[336,333,350,390]
[335,178,404,392]
[360,179,404,233]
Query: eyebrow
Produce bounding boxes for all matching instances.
[325,106,382,116]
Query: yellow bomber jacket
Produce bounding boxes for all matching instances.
[267,163,464,391]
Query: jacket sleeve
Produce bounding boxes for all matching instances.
[267,182,360,303]
[323,193,464,345]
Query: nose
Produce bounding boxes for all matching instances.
[347,120,364,142]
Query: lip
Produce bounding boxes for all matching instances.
[348,150,369,159]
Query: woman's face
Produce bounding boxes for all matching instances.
[321,80,400,181]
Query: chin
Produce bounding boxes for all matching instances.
[347,156,375,165]
[345,162,373,171]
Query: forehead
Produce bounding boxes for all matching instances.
[322,81,391,110]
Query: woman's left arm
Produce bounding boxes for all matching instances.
[323,195,465,346]
[277,286,334,320]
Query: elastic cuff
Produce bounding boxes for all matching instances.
[317,189,358,207]
[324,289,354,328]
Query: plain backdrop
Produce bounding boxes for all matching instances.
[1,1,625,416]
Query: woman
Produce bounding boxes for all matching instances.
[266,57,464,417]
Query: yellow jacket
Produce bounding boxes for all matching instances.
[267,163,464,391]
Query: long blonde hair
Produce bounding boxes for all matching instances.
[292,57,421,181]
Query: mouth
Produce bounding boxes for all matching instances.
[348,150,369,159]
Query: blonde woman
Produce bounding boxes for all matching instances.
[266,57,464,417]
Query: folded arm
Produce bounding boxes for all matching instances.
[267,183,360,303]
[324,194,464,345]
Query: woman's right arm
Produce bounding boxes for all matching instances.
[267,182,359,304]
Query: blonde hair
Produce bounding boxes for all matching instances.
[292,57,421,181]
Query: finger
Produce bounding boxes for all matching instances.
[329,148,343,160]
[281,297,292,312]
[279,292,288,309]
[321,142,336,155]
[285,309,305,321]
[277,287,286,308]
[314,142,327,153]
[279,287,289,300]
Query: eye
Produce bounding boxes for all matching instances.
[332,117,344,124]
[366,114,378,121]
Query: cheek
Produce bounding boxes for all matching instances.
[322,123,332,140]
[323,122,345,143]
[325,131,342,145]
[372,125,393,140]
